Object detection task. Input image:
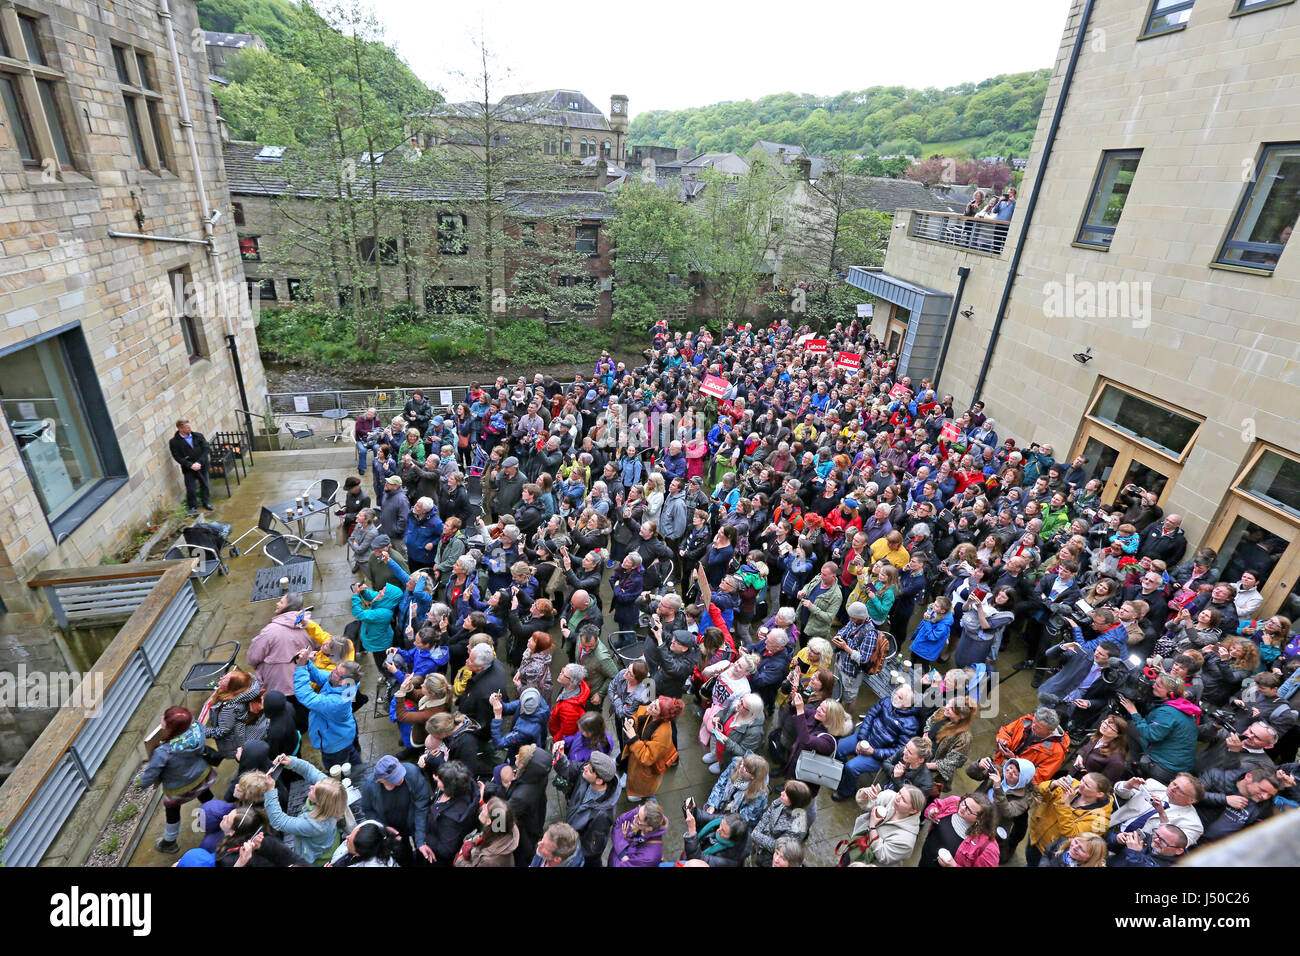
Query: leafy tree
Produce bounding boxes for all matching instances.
[608,178,694,331]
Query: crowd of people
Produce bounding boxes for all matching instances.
[140,316,1299,867]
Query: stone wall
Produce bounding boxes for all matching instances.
[0,0,265,759]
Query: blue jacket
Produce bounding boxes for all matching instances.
[449,576,486,629]
[392,644,448,681]
[908,612,954,662]
[405,508,444,559]
[293,662,357,754]
[388,558,434,632]
[1130,699,1201,775]
[490,699,551,752]
[851,697,922,765]
[744,638,795,691]
[618,456,643,489]
[351,583,403,652]
[662,452,687,482]
[781,553,814,595]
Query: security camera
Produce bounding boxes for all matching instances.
[1072,347,1094,365]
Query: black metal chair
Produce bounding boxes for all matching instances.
[265,533,316,568]
[164,525,230,588]
[212,431,247,482]
[180,640,240,693]
[285,420,316,449]
[229,506,279,557]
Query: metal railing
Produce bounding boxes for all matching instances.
[264,381,579,426]
[0,559,198,866]
[909,210,1010,255]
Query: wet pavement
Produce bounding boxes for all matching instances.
[128,440,1041,867]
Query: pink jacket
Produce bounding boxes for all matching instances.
[247,611,315,695]
[925,796,1001,867]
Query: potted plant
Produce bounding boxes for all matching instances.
[254,408,282,452]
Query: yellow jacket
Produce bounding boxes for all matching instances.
[1028,779,1113,851]
[870,538,910,569]
[304,620,355,689]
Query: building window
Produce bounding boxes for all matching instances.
[287,278,305,301]
[0,325,128,535]
[169,267,205,362]
[232,202,245,226]
[111,42,168,172]
[1089,382,1201,459]
[522,222,537,247]
[575,224,598,255]
[424,285,481,314]
[0,12,75,171]
[1141,0,1195,36]
[1233,0,1296,13]
[358,236,399,265]
[603,140,611,158]
[1076,149,1142,248]
[562,137,571,154]
[239,236,261,261]
[437,213,467,255]
[359,287,379,307]
[256,278,277,301]
[1217,143,1300,272]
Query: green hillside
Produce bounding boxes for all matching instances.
[629,72,1049,160]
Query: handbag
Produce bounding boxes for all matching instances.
[794,732,844,789]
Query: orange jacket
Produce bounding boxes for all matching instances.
[993,715,1069,783]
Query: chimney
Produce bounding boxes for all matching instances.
[597,158,608,190]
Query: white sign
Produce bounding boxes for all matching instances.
[17,402,36,420]
[857,303,874,318]
[293,395,309,413]
[439,390,453,407]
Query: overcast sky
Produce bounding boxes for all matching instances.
[369,0,1073,117]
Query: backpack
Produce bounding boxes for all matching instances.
[863,631,890,676]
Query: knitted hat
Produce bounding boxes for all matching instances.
[847,602,869,620]
[587,751,618,782]
[519,687,543,716]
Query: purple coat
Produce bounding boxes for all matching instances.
[562,729,615,766]
[608,807,666,867]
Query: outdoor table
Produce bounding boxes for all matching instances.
[268,496,329,548]
[322,407,350,443]
[251,562,315,603]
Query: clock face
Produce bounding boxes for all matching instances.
[612,102,624,113]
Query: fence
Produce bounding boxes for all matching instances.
[909,209,1011,255]
[264,382,575,428]
[0,559,198,866]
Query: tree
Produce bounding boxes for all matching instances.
[688,158,786,322]
[608,178,694,331]
[419,38,599,351]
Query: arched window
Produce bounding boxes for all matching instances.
[579,140,587,157]
[603,140,611,158]
[563,137,571,154]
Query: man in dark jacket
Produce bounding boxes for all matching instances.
[551,747,621,867]
[645,622,696,699]
[1137,514,1188,566]
[746,629,796,712]
[1195,766,1279,843]
[1105,825,1188,867]
[486,744,553,866]
[169,419,213,514]
[459,644,509,747]
[358,754,430,866]
[490,457,525,520]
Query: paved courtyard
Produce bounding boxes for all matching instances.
[129,436,1041,867]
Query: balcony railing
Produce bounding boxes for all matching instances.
[908,210,1010,255]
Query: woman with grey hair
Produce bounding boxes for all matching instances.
[706,692,766,772]
[907,523,937,566]
[348,508,380,573]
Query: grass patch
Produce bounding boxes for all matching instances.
[97,833,121,857]
[918,137,983,158]
[258,307,612,368]
[112,803,139,824]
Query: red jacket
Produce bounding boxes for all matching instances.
[925,796,1001,867]
[549,680,592,740]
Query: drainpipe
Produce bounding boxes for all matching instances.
[933,266,970,387]
[158,0,253,446]
[971,0,1096,405]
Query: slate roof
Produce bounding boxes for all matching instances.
[204,32,264,49]
[413,89,613,132]
[754,140,805,160]
[223,142,612,218]
[835,174,966,215]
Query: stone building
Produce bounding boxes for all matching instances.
[225,141,617,318]
[0,0,265,748]
[849,0,1300,619]
[202,30,266,80]
[409,89,629,165]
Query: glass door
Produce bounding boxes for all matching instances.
[1205,492,1300,619]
